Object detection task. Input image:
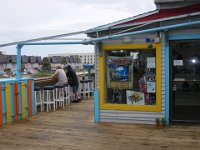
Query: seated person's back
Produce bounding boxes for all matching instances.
[52,65,68,85]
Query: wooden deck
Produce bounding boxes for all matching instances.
[0,98,200,150]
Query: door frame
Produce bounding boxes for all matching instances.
[165,33,200,124]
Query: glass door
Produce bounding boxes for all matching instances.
[170,40,200,123]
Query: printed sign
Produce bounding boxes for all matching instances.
[147,57,155,68]
[174,60,183,66]
[146,82,156,93]
[126,90,144,105]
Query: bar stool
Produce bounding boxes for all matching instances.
[34,86,42,112]
[63,83,71,105]
[54,84,65,109]
[43,86,55,112]
[80,80,89,99]
[87,79,93,97]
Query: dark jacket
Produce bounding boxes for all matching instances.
[66,69,79,86]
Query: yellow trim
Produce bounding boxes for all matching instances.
[99,55,105,107]
[5,84,12,123]
[99,43,162,112]
[21,82,26,119]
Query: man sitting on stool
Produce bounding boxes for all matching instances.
[52,64,68,86]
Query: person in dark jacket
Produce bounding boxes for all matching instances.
[65,65,81,102]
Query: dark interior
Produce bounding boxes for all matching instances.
[170,40,200,123]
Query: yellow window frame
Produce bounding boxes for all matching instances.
[99,43,162,112]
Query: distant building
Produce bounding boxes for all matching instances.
[48,52,95,67]
[0,53,42,73]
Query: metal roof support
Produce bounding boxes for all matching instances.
[16,44,22,79]
[15,41,94,79]
[0,31,85,47]
[21,41,89,46]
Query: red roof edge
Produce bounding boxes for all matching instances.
[115,3,200,26]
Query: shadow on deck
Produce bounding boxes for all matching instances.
[0,98,200,150]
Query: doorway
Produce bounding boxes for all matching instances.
[170,40,200,123]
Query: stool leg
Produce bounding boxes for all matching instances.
[42,90,45,111]
[50,90,52,111]
[36,91,42,112]
[68,86,70,104]
[39,91,42,112]
[46,91,49,112]
[81,83,85,99]
[67,86,70,105]
[64,87,68,106]
[59,89,61,107]
[58,89,60,108]
[55,89,57,109]
[85,83,87,99]
[87,82,90,99]
[34,91,37,113]
[60,88,63,107]
[62,88,65,108]
[53,90,55,111]
[84,83,86,99]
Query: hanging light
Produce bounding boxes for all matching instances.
[191,59,197,64]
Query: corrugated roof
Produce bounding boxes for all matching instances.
[51,56,63,63]
[85,10,158,33]
[0,55,8,63]
[64,57,70,63]
[35,56,42,63]
[117,3,200,27]
[29,56,36,63]
[21,55,29,63]
[86,3,200,34]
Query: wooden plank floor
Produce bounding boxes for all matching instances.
[0,98,200,150]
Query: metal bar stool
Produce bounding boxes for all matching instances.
[54,85,65,109]
[63,83,71,105]
[43,86,55,112]
[34,86,43,112]
[80,80,89,99]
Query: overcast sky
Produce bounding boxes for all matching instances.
[0,0,156,57]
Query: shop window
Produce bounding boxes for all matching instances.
[104,49,156,106]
